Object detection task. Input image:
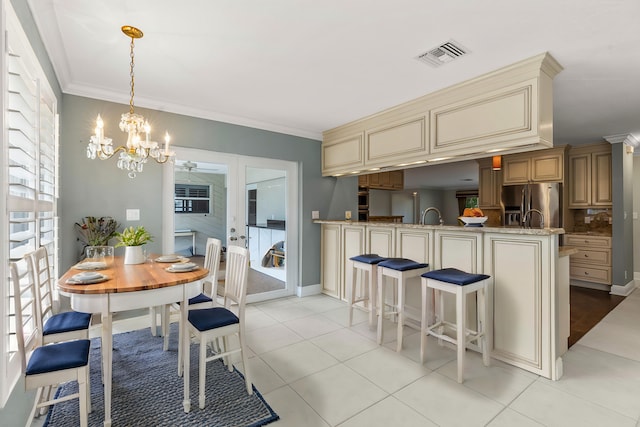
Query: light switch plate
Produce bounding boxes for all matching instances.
[126,209,140,221]
[312,210,319,219]
[345,211,352,220]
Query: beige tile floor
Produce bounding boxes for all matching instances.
[36,287,640,427]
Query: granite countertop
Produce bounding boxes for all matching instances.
[313,220,565,236]
[559,246,579,257]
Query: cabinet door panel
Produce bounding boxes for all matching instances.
[488,237,549,371]
[366,117,426,165]
[342,225,365,301]
[431,82,535,153]
[367,227,395,258]
[568,154,590,207]
[322,133,364,175]
[531,154,563,182]
[321,224,342,298]
[503,158,530,184]
[592,152,612,206]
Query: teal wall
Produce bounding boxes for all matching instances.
[59,94,331,289]
[611,142,634,285]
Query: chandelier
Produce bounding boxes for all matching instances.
[87,25,173,178]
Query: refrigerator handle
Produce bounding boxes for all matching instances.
[520,185,526,226]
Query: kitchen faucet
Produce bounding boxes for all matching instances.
[523,208,544,228]
[420,207,444,225]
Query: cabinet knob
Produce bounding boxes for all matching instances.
[584,254,589,258]
[584,271,589,275]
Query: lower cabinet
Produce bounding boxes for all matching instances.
[320,222,565,380]
[484,233,557,377]
[320,224,342,299]
[565,234,612,285]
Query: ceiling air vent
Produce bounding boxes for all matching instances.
[415,40,469,67]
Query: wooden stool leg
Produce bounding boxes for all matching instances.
[349,265,357,327]
[420,280,428,363]
[377,269,385,345]
[369,268,376,327]
[396,276,405,352]
[456,287,466,384]
[480,286,490,367]
[437,289,444,346]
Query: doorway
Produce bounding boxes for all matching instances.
[162,147,298,302]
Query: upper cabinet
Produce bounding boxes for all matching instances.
[322,132,365,176]
[358,170,404,190]
[322,53,563,177]
[477,158,502,209]
[568,143,612,208]
[502,146,566,185]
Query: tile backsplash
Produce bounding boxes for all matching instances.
[571,209,612,234]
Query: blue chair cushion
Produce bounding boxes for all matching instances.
[188,293,213,305]
[43,311,92,336]
[26,339,90,375]
[422,268,490,286]
[189,307,239,332]
[350,254,387,264]
[378,258,428,271]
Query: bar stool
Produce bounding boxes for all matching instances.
[377,258,429,352]
[349,254,387,327]
[420,268,491,383]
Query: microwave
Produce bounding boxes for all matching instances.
[358,192,368,209]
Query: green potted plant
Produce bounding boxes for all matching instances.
[115,226,153,264]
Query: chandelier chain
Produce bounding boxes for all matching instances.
[129,36,135,115]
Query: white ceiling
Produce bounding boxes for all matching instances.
[27,0,640,189]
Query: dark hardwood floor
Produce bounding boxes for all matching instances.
[569,286,625,347]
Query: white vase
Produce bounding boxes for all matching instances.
[123,246,145,265]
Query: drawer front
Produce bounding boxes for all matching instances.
[570,248,611,266]
[564,235,611,248]
[570,264,611,284]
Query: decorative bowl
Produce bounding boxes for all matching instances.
[458,216,488,226]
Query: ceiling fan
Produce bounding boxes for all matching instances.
[178,160,198,182]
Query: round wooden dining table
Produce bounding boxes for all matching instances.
[58,255,209,427]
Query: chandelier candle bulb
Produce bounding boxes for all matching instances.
[164,132,171,155]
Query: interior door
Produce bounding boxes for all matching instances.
[162,147,297,302]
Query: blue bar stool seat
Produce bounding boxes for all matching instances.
[377,258,429,352]
[420,268,491,383]
[348,254,387,327]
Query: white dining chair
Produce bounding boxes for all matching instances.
[186,245,253,409]
[167,237,222,371]
[28,247,92,345]
[10,257,92,427]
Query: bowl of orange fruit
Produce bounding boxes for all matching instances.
[458,208,488,226]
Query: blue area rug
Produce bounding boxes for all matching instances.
[43,324,279,427]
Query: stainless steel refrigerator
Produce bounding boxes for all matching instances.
[501,183,562,228]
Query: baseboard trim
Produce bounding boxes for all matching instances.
[296,284,322,298]
[610,280,637,296]
[569,280,610,291]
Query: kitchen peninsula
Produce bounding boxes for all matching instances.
[317,220,571,380]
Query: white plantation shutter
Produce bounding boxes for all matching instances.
[1,3,59,406]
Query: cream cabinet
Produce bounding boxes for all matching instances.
[477,158,502,209]
[502,147,565,185]
[565,234,612,285]
[320,224,342,298]
[485,233,555,377]
[322,53,562,177]
[568,143,612,208]
[365,116,427,168]
[321,223,396,301]
[321,132,364,176]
